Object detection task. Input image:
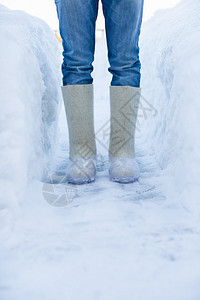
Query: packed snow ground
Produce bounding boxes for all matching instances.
[0,1,200,299]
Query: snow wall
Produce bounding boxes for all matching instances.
[140,0,200,225]
[0,5,62,225]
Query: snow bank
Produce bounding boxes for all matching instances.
[140,0,200,224]
[0,5,62,230]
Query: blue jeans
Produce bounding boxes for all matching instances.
[55,0,144,87]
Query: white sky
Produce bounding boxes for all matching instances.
[0,0,180,30]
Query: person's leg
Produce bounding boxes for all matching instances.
[55,0,99,85]
[101,0,144,87]
[55,0,99,184]
[101,0,144,183]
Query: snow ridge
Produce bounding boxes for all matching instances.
[140,0,200,227]
[0,5,62,229]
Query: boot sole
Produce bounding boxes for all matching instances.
[109,176,139,184]
[67,177,96,185]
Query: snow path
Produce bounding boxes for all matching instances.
[1,38,199,300]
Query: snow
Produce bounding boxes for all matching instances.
[140,0,200,228]
[0,5,62,231]
[0,1,200,299]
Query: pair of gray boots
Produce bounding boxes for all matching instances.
[62,84,140,184]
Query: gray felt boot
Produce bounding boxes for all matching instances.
[109,85,141,183]
[62,84,97,184]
